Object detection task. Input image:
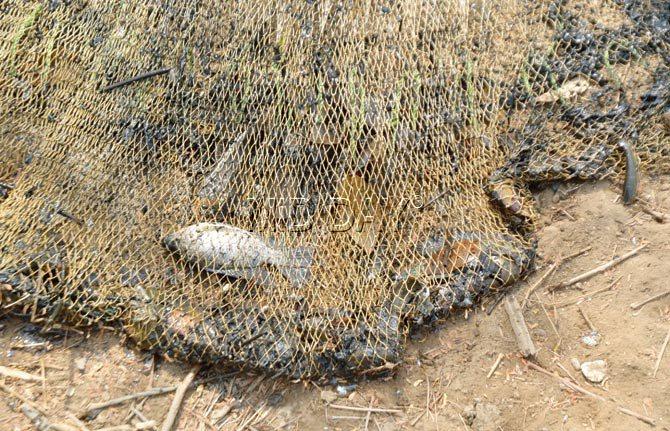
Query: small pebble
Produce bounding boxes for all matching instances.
[570,358,581,371]
[581,332,600,347]
[74,357,87,372]
[581,359,607,383]
[336,384,356,397]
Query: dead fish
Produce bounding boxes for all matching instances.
[617,140,638,205]
[163,223,311,286]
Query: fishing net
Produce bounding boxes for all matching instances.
[0,0,668,379]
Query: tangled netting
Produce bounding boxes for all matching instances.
[0,0,669,380]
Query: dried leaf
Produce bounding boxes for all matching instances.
[536,77,592,103]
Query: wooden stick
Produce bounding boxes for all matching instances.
[653,327,670,378]
[0,365,44,382]
[504,295,538,358]
[328,404,403,415]
[578,307,597,333]
[550,244,647,290]
[100,68,171,92]
[631,290,670,310]
[487,353,504,379]
[160,365,201,431]
[78,386,178,418]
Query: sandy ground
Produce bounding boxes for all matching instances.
[1,177,669,431]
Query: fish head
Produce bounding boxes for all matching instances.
[162,224,209,253]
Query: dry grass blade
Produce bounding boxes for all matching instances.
[578,306,597,333]
[553,276,623,308]
[328,404,403,415]
[487,353,504,379]
[653,327,670,378]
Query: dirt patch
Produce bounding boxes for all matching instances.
[1,177,669,430]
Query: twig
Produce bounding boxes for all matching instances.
[653,327,670,378]
[550,244,647,290]
[559,208,576,221]
[526,362,656,426]
[522,262,558,307]
[328,404,403,415]
[561,246,594,262]
[78,386,179,418]
[0,365,44,382]
[553,276,622,308]
[160,365,201,431]
[364,402,372,430]
[578,307,597,333]
[330,415,366,420]
[100,68,171,92]
[504,295,538,358]
[487,353,504,379]
[409,410,426,427]
[526,362,607,402]
[522,247,592,307]
[641,206,668,223]
[485,291,507,315]
[631,290,670,310]
[56,209,84,226]
[617,407,656,426]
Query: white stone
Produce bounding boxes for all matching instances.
[581,359,607,383]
